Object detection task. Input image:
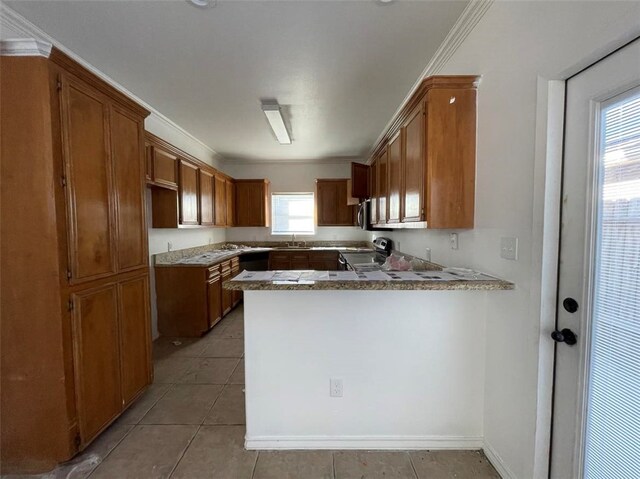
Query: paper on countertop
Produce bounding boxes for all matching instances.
[326,271,361,281]
[231,271,276,281]
[300,271,330,281]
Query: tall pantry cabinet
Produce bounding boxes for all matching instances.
[1,43,152,474]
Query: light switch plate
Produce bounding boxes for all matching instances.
[500,237,518,260]
[449,233,459,250]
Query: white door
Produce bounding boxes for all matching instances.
[550,38,640,479]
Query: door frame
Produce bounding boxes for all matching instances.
[530,36,640,479]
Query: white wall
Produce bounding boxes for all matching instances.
[244,290,489,450]
[224,160,371,243]
[376,2,640,478]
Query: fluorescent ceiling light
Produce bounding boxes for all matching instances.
[261,103,291,145]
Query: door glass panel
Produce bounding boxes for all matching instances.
[584,90,640,478]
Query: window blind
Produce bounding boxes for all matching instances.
[584,90,640,479]
[271,193,315,235]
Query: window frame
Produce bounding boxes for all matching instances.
[270,192,316,236]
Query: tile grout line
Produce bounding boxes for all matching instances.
[250,451,260,479]
[332,451,337,479]
[85,423,136,478]
[166,424,201,479]
[407,451,420,479]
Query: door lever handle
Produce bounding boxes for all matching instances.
[551,328,577,346]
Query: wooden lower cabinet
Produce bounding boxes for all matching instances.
[71,284,122,443]
[118,275,152,406]
[231,258,242,307]
[221,260,233,316]
[71,273,152,444]
[268,250,339,270]
[155,259,241,338]
[207,267,223,329]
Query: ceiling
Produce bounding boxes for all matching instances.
[5,0,468,161]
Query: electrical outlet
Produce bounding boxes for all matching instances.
[167,242,173,252]
[500,237,519,260]
[396,241,401,251]
[330,378,343,398]
[449,233,459,250]
[425,248,432,261]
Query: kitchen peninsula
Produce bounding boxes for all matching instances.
[224,261,513,451]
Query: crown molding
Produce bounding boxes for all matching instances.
[223,157,363,166]
[369,0,493,159]
[0,2,225,165]
[0,38,51,57]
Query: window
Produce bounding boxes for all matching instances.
[271,193,315,235]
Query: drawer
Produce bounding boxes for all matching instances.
[220,260,231,272]
[290,252,309,261]
[270,252,289,261]
[207,264,221,279]
[231,257,239,267]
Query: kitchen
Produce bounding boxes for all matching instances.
[2,1,640,479]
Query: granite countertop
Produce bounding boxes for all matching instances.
[223,269,515,291]
[153,242,374,268]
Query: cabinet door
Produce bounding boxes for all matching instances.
[221,266,232,316]
[236,181,269,226]
[111,106,147,271]
[336,180,355,226]
[377,148,388,224]
[71,284,121,443]
[351,162,370,198]
[152,147,178,189]
[387,132,402,224]
[370,159,378,224]
[207,276,222,328]
[317,180,338,226]
[402,103,425,223]
[179,160,199,225]
[60,75,116,283]
[118,274,151,406]
[199,170,215,226]
[231,266,241,306]
[214,175,227,226]
[225,179,235,226]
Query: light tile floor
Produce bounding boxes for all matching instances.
[5,305,500,479]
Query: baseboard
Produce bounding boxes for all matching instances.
[246,435,484,450]
[483,440,516,479]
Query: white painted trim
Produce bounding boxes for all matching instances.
[484,440,517,479]
[246,435,484,451]
[223,156,363,166]
[530,78,566,479]
[369,0,493,158]
[0,38,51,57]
[0,2,224,164]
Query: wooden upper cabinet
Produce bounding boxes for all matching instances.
[425,86,476,228]
[60,75,116,283]
[351,162,370,199]
[178,160,199,225]
[235,179,271,227]
[370,158,378,224]
[387,132,402,224]
[118,274,151,407]
[316,179,355,226]
[370,75,478,229]
[150,146,178,189]
[377,149,388,224]
[144,142,153,182]
[71,284,121,443]
[111,106,147,271]
[199,169,215,226]
[225,179,235,227]
[402,102,425,223]
[214,174,227,226]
